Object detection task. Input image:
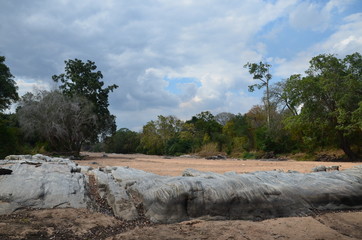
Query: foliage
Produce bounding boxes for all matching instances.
[197,142,220,157]
[283,52,362,160]
[0,56,19,112]
[139,115,184,155]
[52,59,118,140]
[17,91,97,155]
[0,113,23,158]
[244,61,272,127]
[105,128,140,154]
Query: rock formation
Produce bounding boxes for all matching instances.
[1,155,362,223]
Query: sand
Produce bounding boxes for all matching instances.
[75,152,361,176]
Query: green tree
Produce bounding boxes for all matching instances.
[188,111,222,142]
[0,56,19,112]
[105,128,140,154]
[0,113,23,158]
[139,115,184,155]
[139,120,163,155]
[284,53,362,160]
[244,61,272,127]
[270,76,300,116]
[52,59,118,140]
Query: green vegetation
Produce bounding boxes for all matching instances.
[0,58,118,157]
[0,53,361,160]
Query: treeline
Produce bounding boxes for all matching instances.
[105,53,362,160]
[0,53,361,160]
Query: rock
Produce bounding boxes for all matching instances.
[205,155,226,160]
[326,165,340,171]
[1,154,362,225]
[179,155,197,158]
[4,155,32,160]
[91,166,362,223]
[0,156,89,215]
[0,168,12,175]
[312,165,327,172]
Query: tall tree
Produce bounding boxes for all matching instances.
[17,91,97,155]
[52,59,118,140]
[244,61,272,127]
[0,56,19,111]
[284,53,362,160]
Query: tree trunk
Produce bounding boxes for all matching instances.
[339,133,357,161]
[266,80,271,128]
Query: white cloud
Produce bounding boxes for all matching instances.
[276,11,362,78]
[15,78,51,97]
[288,0,353,32]
[1,0,359,130]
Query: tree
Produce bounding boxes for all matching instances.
[52,59,118,140]
[244,61,272,127]
[139,115,184,155]
[215,112,236,126]
[139,120,163,155]
[17,91,97,155]
[270,76,300,116]
[284,53,362,160]
[0,56,19,111]
[0,113,23,158]
[105,128,140,154]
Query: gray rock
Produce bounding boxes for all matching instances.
[0,157,88,215]
[1,154,362,225]
[91,166,362,223]
[312,165,327,172]
[326,165,340,171]
[4,155,32,160]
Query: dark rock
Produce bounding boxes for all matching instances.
[0,168,12,175]
[205,155,227,160]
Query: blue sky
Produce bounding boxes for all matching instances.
[1,0,361,131]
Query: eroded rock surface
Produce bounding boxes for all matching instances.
[0,155,88,214]
[1,155,362,224]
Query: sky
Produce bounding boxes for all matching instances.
[1,0,362,131]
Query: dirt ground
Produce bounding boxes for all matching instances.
[1,208,361,240]
[1,153,362,239]
[76,152,362,176]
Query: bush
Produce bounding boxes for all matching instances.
[197,142,222,157]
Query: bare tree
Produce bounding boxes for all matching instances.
[17,91,97,155]
[214,112,236,126]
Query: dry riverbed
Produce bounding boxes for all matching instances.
[1,153,361,239]
[76,152,361,176]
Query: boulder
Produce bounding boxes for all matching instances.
[312,165,327,172]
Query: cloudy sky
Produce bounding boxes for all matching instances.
[1,0,361,131]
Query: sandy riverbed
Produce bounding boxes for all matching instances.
[1,153,361,239]
[75,152,361,176]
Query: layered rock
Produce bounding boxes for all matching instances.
[0,155,88,214]
[1,155,362,224]
[97,166,362,223]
